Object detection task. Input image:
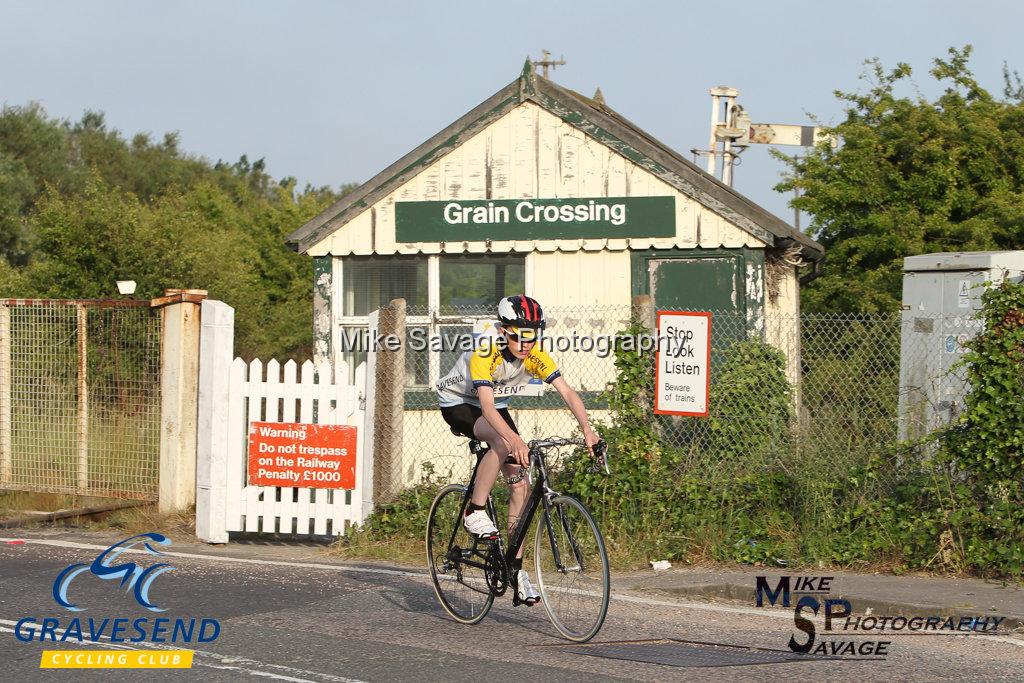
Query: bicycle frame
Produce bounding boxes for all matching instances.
[446,440,585,581]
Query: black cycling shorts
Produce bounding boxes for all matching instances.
[440,403,519,439]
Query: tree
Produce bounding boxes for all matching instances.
[0,150,36,264]
[23,172,339,359]
[0,103,72,264]
[0,101,349,359]
[778,46,1024,313]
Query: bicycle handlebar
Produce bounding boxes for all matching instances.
[528,437,586,449]
[502,438,610,475]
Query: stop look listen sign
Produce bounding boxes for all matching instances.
[654,311,711,416]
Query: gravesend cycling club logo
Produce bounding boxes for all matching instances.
[15,533,221,648]
[53,533,174,612]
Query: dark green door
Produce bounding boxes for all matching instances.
[649,257,742,313]
[647,254,750,357]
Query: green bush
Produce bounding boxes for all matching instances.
[556,321,802,566]
[705,340,794,462]
[932,278,1024,574]
[814,279,1024,576]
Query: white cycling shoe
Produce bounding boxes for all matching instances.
[463,509,499,538]
[515,569,541,606]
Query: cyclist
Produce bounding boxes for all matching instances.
[436,294,602,606]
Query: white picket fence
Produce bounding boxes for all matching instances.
[196,301,369,543]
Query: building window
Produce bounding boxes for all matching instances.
[342,257,428,316]
[339,256,427,385]
[337,254,526,392]
[439,255,526,315]
[434,255,526,388]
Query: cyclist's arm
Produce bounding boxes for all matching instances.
[550,376,601,452]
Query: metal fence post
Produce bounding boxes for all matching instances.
[76,304,89,493]
[195,300,234,543]
[0,304,10,485]
[155,289,207,514]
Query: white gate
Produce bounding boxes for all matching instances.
[196,300,369,543]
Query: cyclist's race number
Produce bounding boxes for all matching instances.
[247,421,357,489]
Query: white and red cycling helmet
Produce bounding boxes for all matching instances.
[497,295,545,340]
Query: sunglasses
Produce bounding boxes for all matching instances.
[504,330,538,344]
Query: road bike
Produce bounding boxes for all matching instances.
[426,436,610,642]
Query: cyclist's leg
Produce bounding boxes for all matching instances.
[504,463,529,559]
[472,410,529,558]
[440,403,500,507]
[469,415,511,506]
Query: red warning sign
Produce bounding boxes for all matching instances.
[247,422,357,489]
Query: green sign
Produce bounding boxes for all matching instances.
[394,196,675,242]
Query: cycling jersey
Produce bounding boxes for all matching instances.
[436,340,561,408]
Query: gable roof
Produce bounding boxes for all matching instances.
[288,61,824,261]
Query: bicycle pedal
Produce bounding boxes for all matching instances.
[512,594,540,607]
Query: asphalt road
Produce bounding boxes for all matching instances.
[2,536,1023,682]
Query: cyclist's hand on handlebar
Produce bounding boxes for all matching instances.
[509,434,530,467]
[583,429,610,475]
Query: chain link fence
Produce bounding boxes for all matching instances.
[361,302,975,502]
[0,300,161,500]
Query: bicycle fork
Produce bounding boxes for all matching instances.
[542,496,586,574]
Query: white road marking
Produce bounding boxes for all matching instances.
[4,536,1023,650]
[1,536,421,578]
[0,619,365,682]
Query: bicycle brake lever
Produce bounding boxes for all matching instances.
[590,440,610,475]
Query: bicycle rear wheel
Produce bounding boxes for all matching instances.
[534,495,610,642]
[426,483,494,624]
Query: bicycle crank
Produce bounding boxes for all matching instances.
[484,541,508,596]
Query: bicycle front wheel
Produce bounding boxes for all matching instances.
[534,495,610,642]
[426,484,494,624]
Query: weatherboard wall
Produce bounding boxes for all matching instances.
[305,102,766,257]
[764,266,801,400]
[527,250,631,307]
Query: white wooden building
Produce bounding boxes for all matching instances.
[287,62,824,485]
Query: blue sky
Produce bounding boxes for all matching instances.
[2,0,1021,225]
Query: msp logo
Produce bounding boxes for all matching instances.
[53,533,175,612]
[754,575,1006,659]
